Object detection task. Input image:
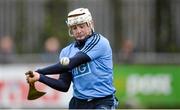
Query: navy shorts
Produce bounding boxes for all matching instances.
[69,94,119,109]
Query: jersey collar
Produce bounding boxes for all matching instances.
[74,32,95,49]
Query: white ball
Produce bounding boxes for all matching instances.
[60,57,70,66]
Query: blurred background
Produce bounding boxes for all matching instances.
[0,0,180,109]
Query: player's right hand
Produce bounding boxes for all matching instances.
[25,71,40,83]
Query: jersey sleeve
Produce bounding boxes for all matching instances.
[81,34,111,60]
[59,47,67,59]
[39,71,72,92]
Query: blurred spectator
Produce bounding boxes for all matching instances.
[119,39,135,63]
[0,36,15,64]
[41,37,61,63]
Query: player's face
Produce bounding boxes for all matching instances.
[70,23,91,41]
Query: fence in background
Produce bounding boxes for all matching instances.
[0,0,180,64]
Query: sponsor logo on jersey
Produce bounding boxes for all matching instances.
[73,63,91,78]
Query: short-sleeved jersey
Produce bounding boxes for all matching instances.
[59,33,116,99]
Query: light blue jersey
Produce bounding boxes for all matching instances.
[59,33,116,99]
